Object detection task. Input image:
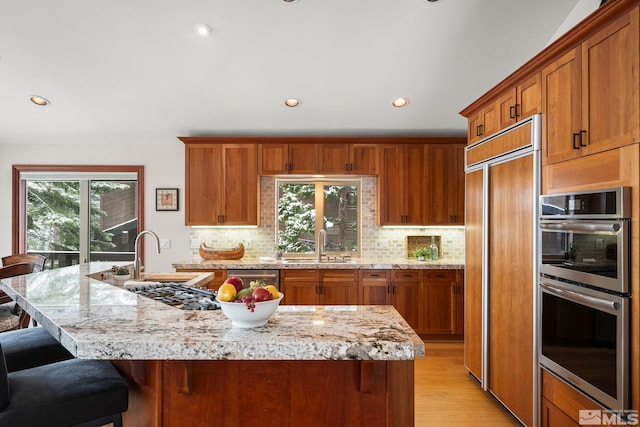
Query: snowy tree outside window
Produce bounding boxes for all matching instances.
[276,180,359,256]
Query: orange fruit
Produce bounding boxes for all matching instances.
[217,283,237,302]
[264,285,280,300]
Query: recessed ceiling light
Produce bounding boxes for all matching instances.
[194,23,212,37]
[392,98,409,108]
[284,98,301,107]
[30,96,50,106]
[283,0,298,3]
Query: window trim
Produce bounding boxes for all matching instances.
[12,165,145,260]
[275,177,361,257]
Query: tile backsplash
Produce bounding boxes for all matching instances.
[190,176,465,260]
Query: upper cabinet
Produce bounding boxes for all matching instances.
[377,144,426,226]
[467,73,541,144]
[426,144,465,225]
[182,141,258,226]
[319,143,377,175]
[542,8,639,165]
[259,143,319,174]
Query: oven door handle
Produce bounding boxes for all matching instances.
[539,221,621,233]
[540,282,619,311]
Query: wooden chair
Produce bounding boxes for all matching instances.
[1,254,46,272]
[0,262,39,331]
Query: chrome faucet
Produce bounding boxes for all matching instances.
[133,230,161,279]
[316,229,327,262]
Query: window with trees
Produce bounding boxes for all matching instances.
[12,166,144,269]
[276,179,359,256]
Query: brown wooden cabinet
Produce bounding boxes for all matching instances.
[280,269,320,305]
[319,143,377,175]
[259,143,319,174]
[360,270,390,305]
[541,369,604,427]
[542,8,640,165]
[280,269,358,305]
[426,144,465,225]
[421,270,463,336]
[467,73,540,144]
[183,143,258,226]
[390,270,421,332]
[377,144,426,225]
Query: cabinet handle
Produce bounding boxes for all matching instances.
[217,215,225,223]
[476,124,484,137]
[572,133,581,150]
[515,103,521,118]
[371,274,380,277]
[579,130,587,147]
[389,285,395,294]
[509,105,516,119]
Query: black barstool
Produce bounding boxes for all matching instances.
[0,328,73,372]
[0,342,129,427]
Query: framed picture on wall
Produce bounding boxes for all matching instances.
[156,188,179,211]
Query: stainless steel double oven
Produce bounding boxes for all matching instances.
[538,187,631,412]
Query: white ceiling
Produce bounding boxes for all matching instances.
[0,0,592,145]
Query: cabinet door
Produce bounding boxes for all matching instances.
[480,103,500,140]
[426,144,464,225]
[259,143,289,175]
[542,47,583,165]
[497,89,517,129]
[467,111,483,144]
[320,270,359,305]
[220,144,258,225]
[360,270,390,304]
[541,398,578,427]
[582,8,640,156]
[464,168,483,380]
[280,270,320,305]
[488,153,535,427]
[349,144,377,174]
[404,144,426,225]
[319,143,349,174]
[453,270,464,335]
[391,270,421,332]
[516,72,541,121]
[185,144,221,225]
[422,270,455,335]
[377,144,406,225]
[288,144,319,174]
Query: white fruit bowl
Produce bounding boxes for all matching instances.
[216,292,284,328]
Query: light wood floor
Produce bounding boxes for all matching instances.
[415,341,522,426]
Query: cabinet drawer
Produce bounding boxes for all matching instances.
[391,270,422,282]
[281,269,319,281]
[320,270,358,283]
[359,270,390,282]
[424,270,455,282]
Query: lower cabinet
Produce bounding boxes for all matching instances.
[541,369,603,427]
[281,269,358,305]
[422,270,464,336]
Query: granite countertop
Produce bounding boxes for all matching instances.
[173,257,465,270]
[0,262,424,361]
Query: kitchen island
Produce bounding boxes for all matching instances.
[0,262,424,427]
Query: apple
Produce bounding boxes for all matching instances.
[252,287,273,302]
[223,276,244,292]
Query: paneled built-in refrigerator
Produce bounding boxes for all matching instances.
[464,114,541,427]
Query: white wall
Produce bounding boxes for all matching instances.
[0,143,191,273]
[547,0,601,45]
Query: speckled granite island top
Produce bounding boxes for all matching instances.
[0,262,424,361]
[173,257,465,270]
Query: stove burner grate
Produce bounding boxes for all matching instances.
[127,282,220,310]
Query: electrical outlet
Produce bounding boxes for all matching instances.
[243,239,253,249]
[190,238,201,249]
[160,239,171,249]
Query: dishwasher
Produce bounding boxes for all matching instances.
[226,269,280,291]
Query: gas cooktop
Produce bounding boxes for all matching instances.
[127,282,220,310]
